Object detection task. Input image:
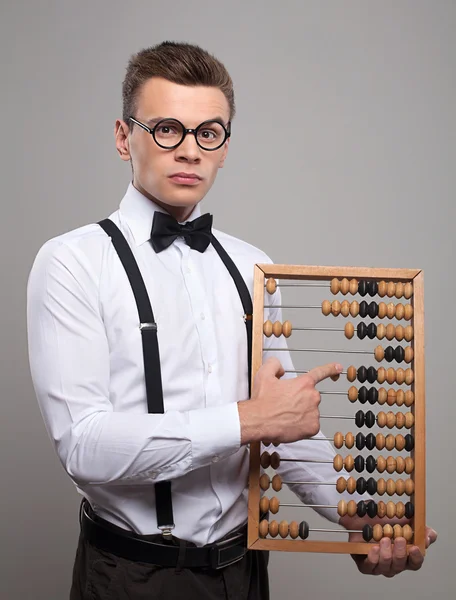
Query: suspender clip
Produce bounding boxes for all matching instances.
[159,525,175,539]
[139,322,158,331]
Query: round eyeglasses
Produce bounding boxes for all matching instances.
[129,117,231,151]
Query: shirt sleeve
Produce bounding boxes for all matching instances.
[26,239,241,488]
[262,277,367,523]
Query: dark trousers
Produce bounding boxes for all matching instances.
[69,525,270,600]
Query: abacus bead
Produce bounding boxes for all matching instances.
[269,520,279,537]
[377,479,387,495]
[366,455,376,473]
[404,326,414,341]
[348,386,359,402]
[263,320,273,337]
[405,391,414,406]
[340,278,350,295]
[404,282,413,299]
[266,278,277,294]
[367,323,377,339]
[336,477,347,493]
[396,502,406,519]
[377,501,387,518]
[345,454,355,472]
[404,347,414,363]
[259,474,270,490]
[299,521,310,540]
[386,303,396,319]
[350,301,359,317]
[330,278,340,294]
[367,477,377,495]
[373,524,384,541]
[365,410,376,428]
[405,369,414,385]
[270,452,280,469]
[386,457,397,474]
[368,281,378,296]
[357,501,367,517]
[405,457,414,474]
[378,281,387,297]
[396,456,406,474]
[334,454,344,472]
[378,302,387,318]
[347,500,357,517]
[334,432,344,449]
[387,389,397,406]
[374,346,384,362]
[403,524,413,542]
[341,300,350,317]
[260,497,270,514]
[376,433,386,450]
[387,367,396,385]
[357,322,367,340]
[358,280,368,296]
[345,432,355,449]
[385,434,396,451]
[405,434,414,451]
[279,520,289,538]
[376,456,386,473]
[322,300,331,316]
[347,366,357,382]
[404,304,414,320]
[357,366,367,383]
[260,452,271,468]
[259,520,269,538]
[387,282,396,298]
[405,502,414,518]
[282,321,292,338]
[394,346,405,363]
[354,455,365,472]
[289,521,299,539]
[347,477,357,494]
[362,525,373,542]
[386,324,396,340]
[345,322,355,339]
[395,282,404,299]
[387,501,396,519]
[384,346,394,362]
[355,410,364,428]
[386,411,396,428]
[377,367,386,384]
[395,412,406,429]
[396,368,406,385]
[356,477,367,494]
[378,388,387,404]
[405,479,415,495]
[395,325,405,341]
[356,433,365,450]
[368,301,378,318]
[377,323,386,339]
[368,387,378,404]
[331,300,341,316]
[386,479,396,495]
[272,474,282,492]
[366,433,376,450]
[270,497,280,514]
[377,412,387,427]
[367,367,377,384]
[395,479,405,496]
[395,303,405,320]
[366,500,377,518]
[393,524,403,539]
[272,321,282,337]
[349,279,358,295]
[396,390,405,406]
[359,301,368,318]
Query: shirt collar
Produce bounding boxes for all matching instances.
[119,182,202,247]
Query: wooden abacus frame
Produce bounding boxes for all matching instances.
[247,264,425,555]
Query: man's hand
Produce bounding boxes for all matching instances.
[340,514,437,577]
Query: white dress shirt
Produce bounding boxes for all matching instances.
[27,183,355,546]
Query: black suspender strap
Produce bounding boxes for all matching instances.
[97,218,174,535]
[211,235,253,396]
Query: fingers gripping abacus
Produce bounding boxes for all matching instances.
[247,265,425,555]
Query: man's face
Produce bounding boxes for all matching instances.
[115,77,230,219]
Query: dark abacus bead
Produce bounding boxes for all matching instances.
[405,434,414,452]
[367,387,378,404]
[367,281,378,296]
[362,524,373,542]
[365,410,376,428]
[358,386,368,404]
[368,301,378,318]
[299,521,310,540]
[367,367,377,384]
[367,477,377,495]
[357,501,367,517]
[354,455,365,473]
[365,433,376,450]
[356,477,367,494]
[356,432,366,450]
[385,346,395,362]
[357,322,367,340]
[367,323,377,339]
[405,502,415,519]
[357,366,367,383]
[359,301,368,318]
[355,410,365,427]
[366,455,376,473]
[358,281,368,296]
[394,346,405,363]
[366,500,378,518]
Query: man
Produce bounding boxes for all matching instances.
[27,41,436,599]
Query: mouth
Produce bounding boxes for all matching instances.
[169,172,203,185]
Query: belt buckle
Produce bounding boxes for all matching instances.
[209,532,246,570]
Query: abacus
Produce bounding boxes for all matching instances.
[247,265,425,555]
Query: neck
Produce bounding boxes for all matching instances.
[133,182,197,223]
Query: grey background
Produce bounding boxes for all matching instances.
[1,0,454,598]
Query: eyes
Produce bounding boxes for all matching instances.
[155,121,222,143]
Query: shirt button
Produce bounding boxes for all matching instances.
[208,364,213,373]
[150,472,158,480]
[212,455,219,463]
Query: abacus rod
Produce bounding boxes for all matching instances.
[265,457,332,464]
[264,305,322,309]
[284,370,349,376]
[264,283,330,288]
[273,503,338,509]
[265,348,373,355]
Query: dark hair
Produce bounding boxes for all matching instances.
[122,41,235,128]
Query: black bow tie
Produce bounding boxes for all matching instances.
[150,211,213,253]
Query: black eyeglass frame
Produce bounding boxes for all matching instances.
[129,116,231,151]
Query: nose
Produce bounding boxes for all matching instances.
[175,131,201,162]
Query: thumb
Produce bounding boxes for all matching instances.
[258,356,285,379]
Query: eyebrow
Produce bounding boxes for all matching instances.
[145,116,228,127]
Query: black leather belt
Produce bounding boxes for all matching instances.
[80,499,247,569]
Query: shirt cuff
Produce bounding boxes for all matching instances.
[188,403,241,470]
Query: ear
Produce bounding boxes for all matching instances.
[114,119,132,162]
[218,137,230,168]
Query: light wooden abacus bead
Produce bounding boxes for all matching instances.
[266,278,277,294]
[272,321,283,337]
[263,320,273,337]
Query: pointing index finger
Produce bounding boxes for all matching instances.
[306,363,343,385]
